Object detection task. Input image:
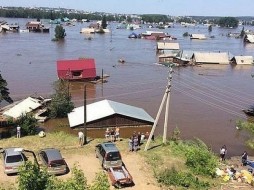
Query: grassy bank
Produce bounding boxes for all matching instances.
[0,132,231,190]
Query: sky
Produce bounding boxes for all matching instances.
[0,0,254,17]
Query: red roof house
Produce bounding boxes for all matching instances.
[57,59,96,80]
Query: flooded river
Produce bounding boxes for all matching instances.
[1,18,254,156]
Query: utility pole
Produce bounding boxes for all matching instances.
[83,84,87,144]
[144,65,173,151]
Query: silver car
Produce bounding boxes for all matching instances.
[1,148,25,175]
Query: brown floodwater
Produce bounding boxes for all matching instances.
[1,18,254,156]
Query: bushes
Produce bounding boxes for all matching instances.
[16,114,38,136]
[157,167,210,189]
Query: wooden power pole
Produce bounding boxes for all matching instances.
[83,84,87,144]
[144,66,173,151]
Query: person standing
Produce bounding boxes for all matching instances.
[110,129,115,142]
[105,128,110,141]
[128,137,133,152]
[115,127,120,141]
[220,145,227,161]
[78,131,84,147]
[241,151,248,166]
[17,125,21,138]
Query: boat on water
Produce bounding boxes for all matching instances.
[243,105,254,116]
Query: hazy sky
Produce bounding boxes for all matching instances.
[0,0,253,17]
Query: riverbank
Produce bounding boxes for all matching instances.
[1,132,254,189]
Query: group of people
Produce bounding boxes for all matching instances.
[105,127,120,142]
[128,132,153,152]
[220,145,249,166]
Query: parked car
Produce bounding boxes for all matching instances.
[95,142,122,170]
[38,148,67,175]
[1,147,25,175]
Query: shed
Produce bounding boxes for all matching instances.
[244,34,254,43]
[231,56,253,65]
[57,59,96,80]
[174,50,195,65]
[67,99,154,128]
[157,42,180,51]
[192,52,229,64]
[190,34,206,40]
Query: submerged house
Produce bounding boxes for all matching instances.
[68,99,154,129]
[2,96,51,122]
[57,59,96,81]
[157,42,180,64]
[231,56,253,65]
[244,34,254,43]
[173,50,195,65]
[190,34,206,40]
[191,52,229,65]
[26,21,49,33]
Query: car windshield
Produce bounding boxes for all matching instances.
[6,155,23,163]
[50,160,65,167]
[105,152,121,161]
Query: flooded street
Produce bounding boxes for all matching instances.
[1,18,254,156]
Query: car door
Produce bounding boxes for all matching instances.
[39,151,48,167]
[95,145,103,162]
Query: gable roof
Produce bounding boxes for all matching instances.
[3,97,43,119]
[190,34,206,39]
[231,56,253,65]
[245,34,254,43]
[57,59,95,71]
[193,52,229,64]
[157,42,180,50]
[68,99,154,128]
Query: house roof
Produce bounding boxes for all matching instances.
[176,50,195,61]
[157,42,180,50]
[57,59,95,71]
[190,34,206,39]
[193,52,229,64]
[68,99,154,128]
[3,97,43,119]
[231,56,253,65]
[246,34,254,43]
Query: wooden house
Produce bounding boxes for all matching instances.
[190,34,206,40]
[191,52,229,65]
[57,59,96,81]
[68,99,154,129]
[231,56,253,65]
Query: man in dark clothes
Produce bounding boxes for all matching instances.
[137,132,141,146]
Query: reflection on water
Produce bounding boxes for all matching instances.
[1,18,254,156]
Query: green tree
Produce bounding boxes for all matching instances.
[208,25,212,32]
[89,172,110,190]
[18,161,51,190]
[16,113,38,136]
[54,25,66,41]
[101,15,107,29]
[0,73,13,104]
[47,165,88,190]
[49,79,74,118]
[218,17,239,28]
[126,16,132,23]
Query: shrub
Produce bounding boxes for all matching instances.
[89,172,110,190]
[18,161,50,190]
[157,167,210,189]
[185,140,218,177]
[16,113,38,136]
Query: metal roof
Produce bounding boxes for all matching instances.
[68,99,154,128]
[3,97,42,119]
[157,42,180,50]
[190,34,206,39]
[246,34,254,43]
[57,59,95,71]
[232,56,253,65]
[193,52,229,64]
